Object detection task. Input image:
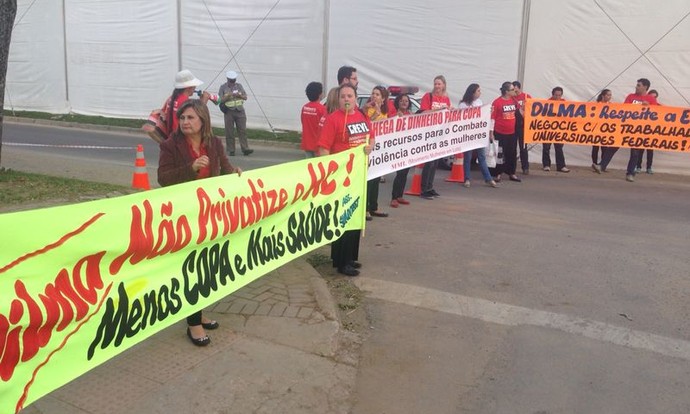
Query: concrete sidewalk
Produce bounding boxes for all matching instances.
[22,258,358,414]
[2,118,358,413]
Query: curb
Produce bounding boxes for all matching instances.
[5,117,302,150]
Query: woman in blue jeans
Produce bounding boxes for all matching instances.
[458,83,497,188]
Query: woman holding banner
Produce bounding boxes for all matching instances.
[318,83,373,277]
[591,89,612,173]
[364,85,390,220]
[489,82,521,182]
[458,84,497,188]
[158,100,242,346]
[390,94,414,207]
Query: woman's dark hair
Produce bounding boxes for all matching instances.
[596,89,611,102]
[500,81,513,95]
[461,83,480,106]
[394,94,411,111]
[372,85,389,115]
[305,82,323,102]
[167,88,186,131]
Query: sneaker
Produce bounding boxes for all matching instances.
[543,166,551,172]
[646,168,654,174]
[626,174,635,182]
[485,180,498,188]
[522,169,530,175]
[463,180,471,188]
[592,163,601,174]
[243,149,254,156]
[396,197,410,205]
[390,199,399,208]
[420,192,434,200]
[634,167,642,173]
[558,167,570,173]
[337,265,359,277]
[430,189,441,197]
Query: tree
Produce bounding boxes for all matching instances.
[0,0,18,167]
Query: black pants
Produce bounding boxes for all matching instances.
[421,160,438,193]
[392,168,410,199]
[636,149,653,169]
[517,130,529,172]
[591,146,601,164]
[187,311,202,326]
[627,149,642,175]
[542,143,566,170]
[600,146,616,171]
[331,230,360,268]
[366,178,380,212]
[490,132,517,177]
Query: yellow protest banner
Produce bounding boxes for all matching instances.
[524,99,690,152]
[0,148,366,413]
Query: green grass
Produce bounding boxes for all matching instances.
[0,168,129,206]
[3,109,302,144]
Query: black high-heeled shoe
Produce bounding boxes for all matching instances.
[186,328,210,347]
[202,320,219,330]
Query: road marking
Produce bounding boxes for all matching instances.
[355,277,690,361]
[5,142,134,150]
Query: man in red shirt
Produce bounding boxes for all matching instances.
[513,81,532,174]
[623,78,658,182]
[300,82,326,158]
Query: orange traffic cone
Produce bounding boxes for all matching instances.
[404,164,424,196]
[132,144,151,190]
[445,153,465,183]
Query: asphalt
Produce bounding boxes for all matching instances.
[3,119,358,414]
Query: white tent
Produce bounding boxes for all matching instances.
[6,0,689,172]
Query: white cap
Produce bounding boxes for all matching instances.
[174,70,203,89]
[226,70,238,79]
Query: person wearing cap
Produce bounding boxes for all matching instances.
[219,70,253,156]
[161,70,211,138]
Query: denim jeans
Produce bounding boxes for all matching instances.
[463,148,493,182]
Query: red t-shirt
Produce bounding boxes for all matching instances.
[514,92,532,112]
[185,138,210,179]
[624,93,659,106]
[300,101,327,151]
[420,93,451,112]
[318,109,372,154]
[387,99,397,117]
[163,93,190,137]
[491,96,517,135]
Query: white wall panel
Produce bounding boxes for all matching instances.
[5,0,68,113]
[327,0,524,105]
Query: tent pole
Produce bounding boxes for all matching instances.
[62,0,69,104]
[176,0,182,70]
[321,0,330,89]
[517,0,531,83]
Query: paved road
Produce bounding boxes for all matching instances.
[2,122,304,186]
[4,121,690,412]
[351,168,690,413]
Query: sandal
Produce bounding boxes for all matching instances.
[186,328,210,347]
[202,320,219,330]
